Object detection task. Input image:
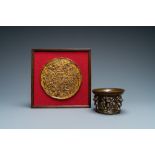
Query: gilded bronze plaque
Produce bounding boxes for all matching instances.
[41,57,82,100]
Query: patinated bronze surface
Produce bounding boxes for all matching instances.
[41,57,82,100]
[92,88,125,115]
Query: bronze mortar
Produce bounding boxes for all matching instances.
[92,88,125,115]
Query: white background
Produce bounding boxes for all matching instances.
[0,130,155,155]
[0,0,155,155]
[0,0,155,26]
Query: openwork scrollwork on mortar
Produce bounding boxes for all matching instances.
[92,88,125,115]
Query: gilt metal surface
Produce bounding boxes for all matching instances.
[41,57,82,100]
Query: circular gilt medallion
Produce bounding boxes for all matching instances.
[41,57,82,100]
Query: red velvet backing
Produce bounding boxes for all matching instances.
[33,50,90,107]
